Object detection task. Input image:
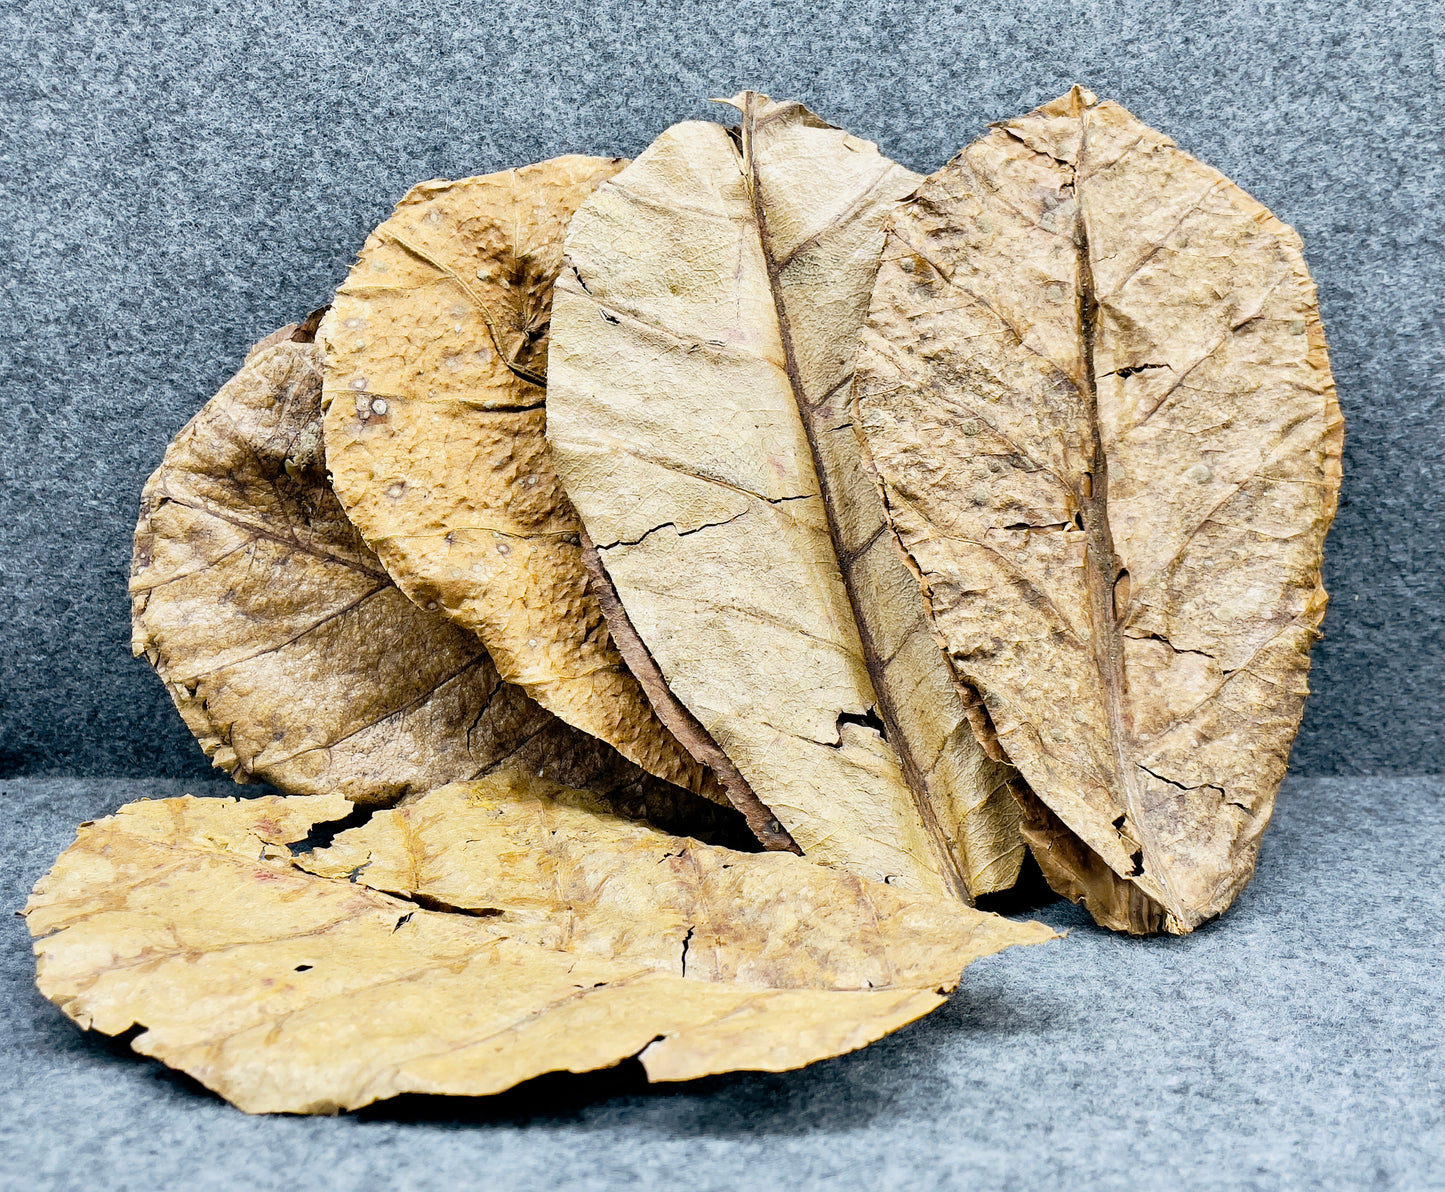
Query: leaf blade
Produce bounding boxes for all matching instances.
[855,88,1343,932]
[318,157,717,801]
[26,777,1053,1113]
[131,325,742,842]
[549,95,1024,898]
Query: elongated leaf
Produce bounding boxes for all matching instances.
[318,158,716,804]
[854,88,1343,932]
[131,323,741,841]
[25,775,1053,1114]
[548,94,1024,899]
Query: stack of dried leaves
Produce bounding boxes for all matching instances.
[27,86,1340,1115]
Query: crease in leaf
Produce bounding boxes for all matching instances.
[318,157,721,807]
[854,87,1343,933]
[131,323,744,845]
[548,92,1025,900]
[25,775,1053,1114]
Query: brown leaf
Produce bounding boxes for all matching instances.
[547,93,1025,900]
[318,157,718,804]
[130,324,744,842]
[854,88,1344,933]
[25,775,1054,1114]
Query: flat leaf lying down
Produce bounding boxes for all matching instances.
[131,324,737,841]
[319,158,716,804]
[25,775,1053,1115]
[855,88,1344,933]
[548,93,1024,900]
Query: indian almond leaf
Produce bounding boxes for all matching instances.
[854,87,1344,933]
[317,157,720,807]
[24,774,1055,1114]
[130,321,747,843]
[548,93,1026,900]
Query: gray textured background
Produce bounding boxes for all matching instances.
[2,0,1442,778]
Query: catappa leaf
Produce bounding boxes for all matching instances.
[131,322,741,840]
[318,157,717,804]
[25,774,1053,1114]
[547,93,1025,899]
[854,88,1344,933]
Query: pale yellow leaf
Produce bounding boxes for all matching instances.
[548,93,1025,900]
[26,775,1054,1114]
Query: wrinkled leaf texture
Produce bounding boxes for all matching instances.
[131,323,739,840]
[855,88,1343,932]
[319,158,718,804]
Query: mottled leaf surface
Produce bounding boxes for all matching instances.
[549,94,1023,899]
[131,325,740,838]
[320,158,715,802]
[855,88,1343,932]
[25,775,1052,1114]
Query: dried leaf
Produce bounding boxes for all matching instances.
[548,93,1025,899]
[854,88,1343,932]
[25,775,1054,1114]
[318,158,716,804]
[131,324,742,841]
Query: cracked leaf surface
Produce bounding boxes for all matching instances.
[319,157,714,801]
[131,325,739,839]
[854,88,1343,932]
[25,776,1053,1114]
[548,94,1024,899]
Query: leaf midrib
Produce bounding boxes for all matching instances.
[736,92,973,904]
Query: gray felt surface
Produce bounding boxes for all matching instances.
[1,0,1443,778]
[4,775,1442,1191]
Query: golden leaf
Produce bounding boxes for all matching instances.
[854,88,1344,933]
[25,775,1054,1114]
[130,323,741,841]
[318,157,717,804]
[546,93,1026,900]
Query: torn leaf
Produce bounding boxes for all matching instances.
[319,158,717,804]
[130,323,744,842]
[548,93,1025,899]
[26,776,1054,1114]
[854,88,1343,932]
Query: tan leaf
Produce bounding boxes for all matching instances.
[854,88,1344,933]
[131,323,742,841]
[25,775,1054,1114]
[547,93,1025,900]
[318,157,716,805]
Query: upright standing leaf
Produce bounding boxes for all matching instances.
[26,775,1053,1114]
[319,157,716,803]
[549,94,1024,898]
[132,322,741,841]
[855,88,1343,932]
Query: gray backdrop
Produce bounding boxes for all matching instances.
[1,0,1440,779]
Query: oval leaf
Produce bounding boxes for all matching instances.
[25,775,1053,1114]
[548,93,1024,899]
[318,157,715,802]
[131,323,741,838]
[854,88,1343,932]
